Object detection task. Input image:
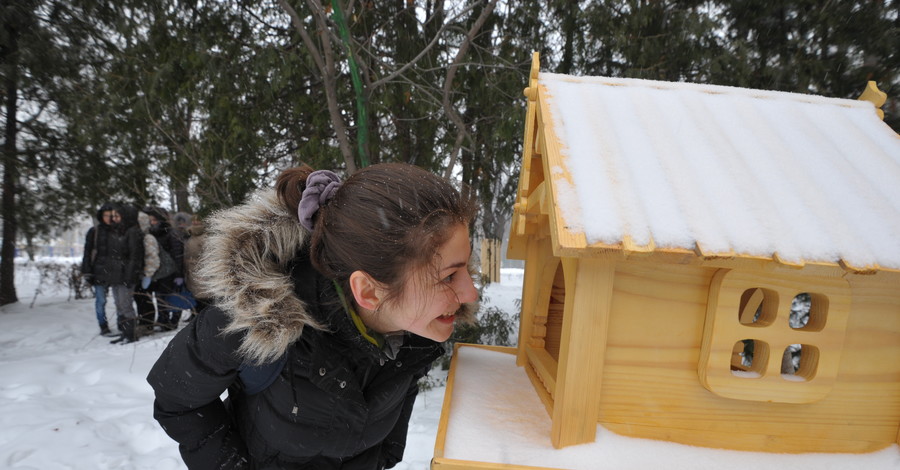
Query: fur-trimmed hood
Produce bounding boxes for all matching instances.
[195,189,322,365]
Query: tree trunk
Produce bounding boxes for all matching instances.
[279,0,357,174]
[1,20,20,305]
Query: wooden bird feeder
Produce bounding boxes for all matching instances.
[433,52,900,469]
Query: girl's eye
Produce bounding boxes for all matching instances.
[441,273,454,284]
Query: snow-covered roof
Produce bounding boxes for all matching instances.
[539,72,900,272]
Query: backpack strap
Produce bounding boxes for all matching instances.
[237,354,288,395]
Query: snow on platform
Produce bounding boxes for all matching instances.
[438,345,900,470]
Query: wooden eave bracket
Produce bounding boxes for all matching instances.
[622,234,656,257]
[858,81,887,120]
[694,243,737,260]
[525,181,548,216]
[838,258,880,275]
[697,247,884,275]
[510,159,549,239]
[772,252,806,269]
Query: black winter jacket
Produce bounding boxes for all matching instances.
[81,203,116,285]
[94,204,144,286]
[146,189,444,470]
[147,217,185,294]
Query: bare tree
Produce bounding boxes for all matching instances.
[279,0,358,172]
[277,0,499,174]
[441,0,499,179]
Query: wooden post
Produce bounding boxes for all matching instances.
[480,238,501,285]
[550,257,615,448]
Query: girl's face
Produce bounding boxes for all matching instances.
[369,224,478,342]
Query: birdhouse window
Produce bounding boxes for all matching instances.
[731,339,769,377]
[732,291,827,381]
[737,288,777,327]
[781,344,820,381]
[790,293,827,332]
[700,269,851,403]
[725,286,831,381]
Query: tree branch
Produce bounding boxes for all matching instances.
[441,0,498,178]
[279,0,357,173]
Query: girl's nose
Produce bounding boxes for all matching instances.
[456,272,479,303]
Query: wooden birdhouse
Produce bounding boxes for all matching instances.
[433,53,900,468]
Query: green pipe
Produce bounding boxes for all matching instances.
[331,0,369,168]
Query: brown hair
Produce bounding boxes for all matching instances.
[276,163,478,305]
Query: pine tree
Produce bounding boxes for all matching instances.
[1,0,122,305]
[718,0,899,131]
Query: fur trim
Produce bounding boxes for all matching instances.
[195,189,323,365]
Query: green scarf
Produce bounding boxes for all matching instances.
[333,281,384,348]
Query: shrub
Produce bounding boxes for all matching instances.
[24,260,89,307]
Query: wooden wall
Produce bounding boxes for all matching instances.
[520,252,900,453]
[593,259,900,453]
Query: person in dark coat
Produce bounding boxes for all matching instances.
[107,204,144,344]
[143,206,186,330]
[147,163,480,469]
[81,202,116,335]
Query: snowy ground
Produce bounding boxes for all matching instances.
[0,259,523,470]
[2,259,898,469]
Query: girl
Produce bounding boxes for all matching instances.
[148,163,479,469]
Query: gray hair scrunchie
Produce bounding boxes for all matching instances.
[298,170,342,231]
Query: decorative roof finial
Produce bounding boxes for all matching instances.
[523,51,540,101]
[858,81,887,120]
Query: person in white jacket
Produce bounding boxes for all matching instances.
[133,211,161,336]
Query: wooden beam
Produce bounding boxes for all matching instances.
[536,85,589,255]
[508,53,542,261]
[550,257,615,448]
[433,343,463,460]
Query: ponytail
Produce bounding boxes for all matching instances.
[275,165,315,218]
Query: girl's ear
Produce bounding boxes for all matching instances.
[348,270,384,311]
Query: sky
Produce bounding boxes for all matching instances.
[2,259,898,470]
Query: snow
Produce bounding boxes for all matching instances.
[540,72,900,270]
[3,260,898,469]
[442,346,900,470]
